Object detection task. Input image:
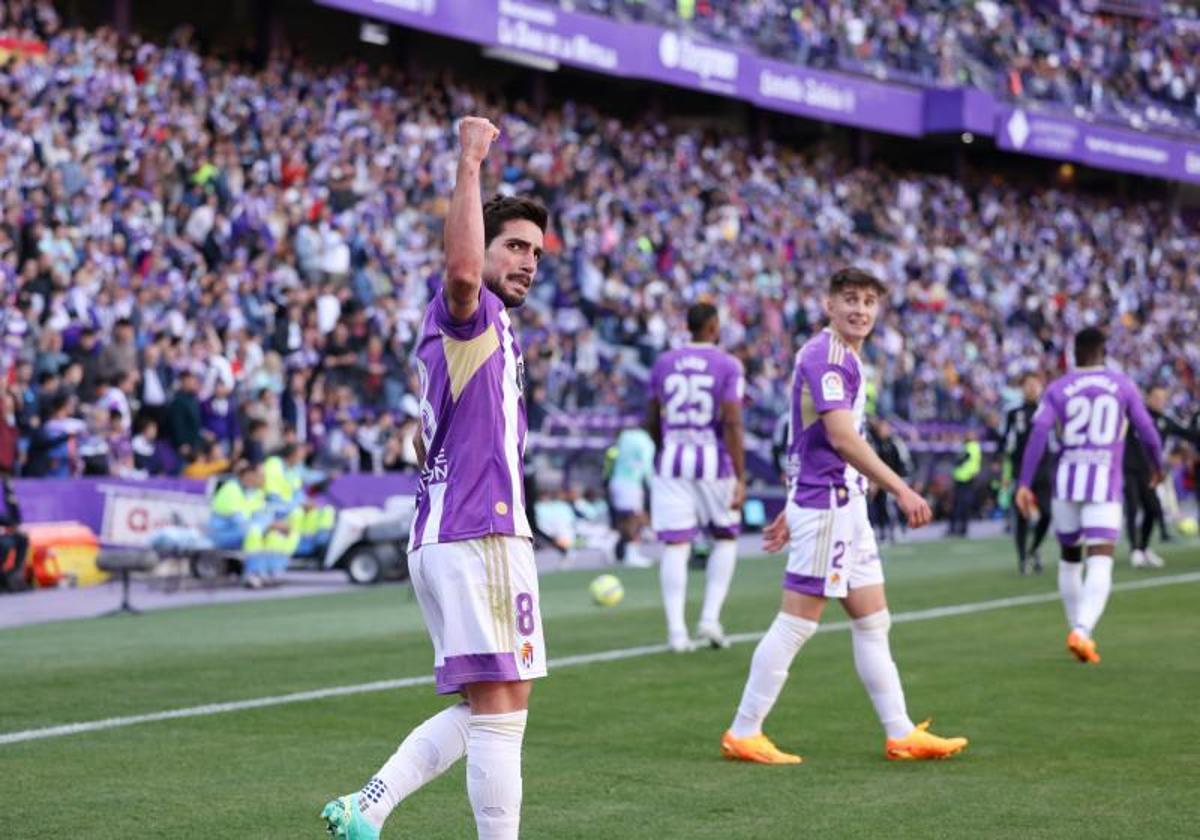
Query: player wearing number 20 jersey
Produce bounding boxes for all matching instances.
[1017,327,1162,666]
[1019,362,1162,547]
[647,303,746,652]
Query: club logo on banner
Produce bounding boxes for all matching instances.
[1006,110,1030,149]
[656,31,739,93]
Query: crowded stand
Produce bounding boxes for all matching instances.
[569,0,1200,134]
[0,0,1196,497]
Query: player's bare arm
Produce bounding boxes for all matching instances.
[720,398,746,510]
[1128,394,1165,488]
[822,409,931,528]
[762,510,789,552]
[1015,401,1053,520]
[444,116,500,322]
[644,398,663,450]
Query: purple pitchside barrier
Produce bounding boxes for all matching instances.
[316,0,1200,184]
[12,473,420,536]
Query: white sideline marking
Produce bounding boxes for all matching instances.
[3,571,1198,748]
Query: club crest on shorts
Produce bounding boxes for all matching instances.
[520,640,534,668]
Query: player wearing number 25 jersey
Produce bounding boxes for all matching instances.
[647,303,746,652]
[1017,327,1162,666]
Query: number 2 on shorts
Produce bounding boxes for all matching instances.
[831,540,846,569]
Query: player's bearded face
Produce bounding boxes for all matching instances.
[825,286,879,343]
[483,219,544,308]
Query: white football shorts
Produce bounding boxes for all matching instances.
[408,534,547,695]
[783,493,882,599]
[650,475,741,542]
[1051,500,1122,547]
[608,478,645,516]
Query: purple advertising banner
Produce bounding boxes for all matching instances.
[316,0,1200,184]
[924,87,994,136]
[13,478,203,534]
[317,0,494,44]
[1079,0,1162,18]
[995,106,1200,184]
[491,0,643,76]
[320,0,927,135]
[13,474,420,538]
[646,27,746,98]
[751,56,924,137]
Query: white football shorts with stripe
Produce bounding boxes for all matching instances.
[1051,500,1123,547]
[608,478,646,516]
[650,475,741,542]
[783,493,882,599]
[408,535,547,695]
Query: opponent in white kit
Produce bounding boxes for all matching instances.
[1016,327,1163,664]
[720,268,968,764]
[322,117,546,839]
[646,302,747,651]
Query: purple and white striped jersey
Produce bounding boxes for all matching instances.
[650,344,744,481]
[408,286,531,551]
[1019,367,1162,504]
[786,329,869,509]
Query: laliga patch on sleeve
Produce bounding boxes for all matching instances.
[821,371,845,402]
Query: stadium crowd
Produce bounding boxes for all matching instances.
[571,0,1200,133]
[0,0,1197,486]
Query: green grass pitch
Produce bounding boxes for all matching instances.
[2,535,1199,838]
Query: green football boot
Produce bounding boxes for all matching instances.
[320,793,380,839]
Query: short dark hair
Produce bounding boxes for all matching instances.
[234,459,257,477]
[1074,327,1106,365]
[483,196,548,247]
[828,267,886,297]
[687,302,718,337]
[1019,371,1043,385]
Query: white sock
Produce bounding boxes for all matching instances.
[1058,560,1083,629]
[699,539,738,627]
[625,541,646,565]
[359,702,470,829]
[729,613,818,738]
[850,610,915,740]
[467,710,527,840]
[1074,554,1114,638]
[660,543,691,642]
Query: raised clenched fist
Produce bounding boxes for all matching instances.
[457,116,500,166]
